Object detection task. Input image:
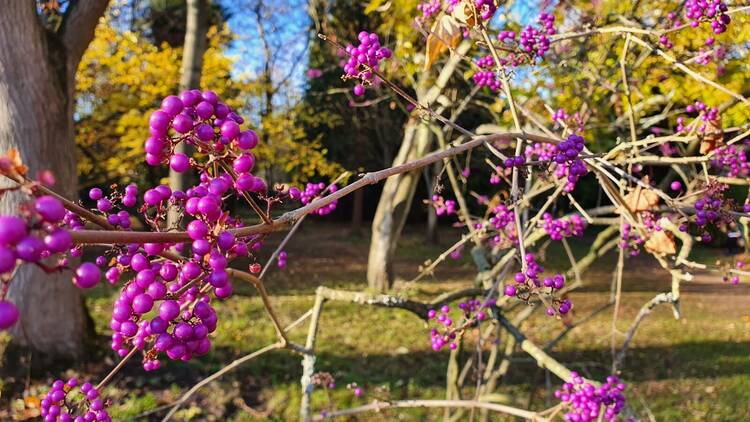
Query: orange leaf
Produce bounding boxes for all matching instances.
[645,230,676,255]
[700,116,723,154]
[452,1,477,28]
[623,181,660,213]
[0,149,28,177]
[425,15,462,71]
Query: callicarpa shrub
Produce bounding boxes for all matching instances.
[1,0,750,420]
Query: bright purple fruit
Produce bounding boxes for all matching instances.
[0,216,27,245]
[0,300,19,330]
[74,262,101,289]
[170,153,190,173]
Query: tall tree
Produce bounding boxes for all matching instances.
[169,0,209,227]
[0,0,109,356]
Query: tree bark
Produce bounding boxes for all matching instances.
[366,41,471,292]
[350,188,364,236]
[169,0,209,227]
[0,0,108,356]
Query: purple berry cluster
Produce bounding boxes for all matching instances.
[97,91,273,370]
[342,32,392,97]
[619,223,644,257]
[0,196,71,273]
[685,0,730,35]
[488,204,518,246]
[552,108,569,124]
[427,299,493,351]
[474,0,497,21]
[711,145,749,177]
[432,194,457,216]
[502,135,587,192]
[554,373,630,422]
[505,253,571,316]
[692,183,731,242]
[292,182,339,216]
[519,13,555,58]
[277,251,288,269]
[41,378,110,422]
[472,56,503,91]
[542,213,587,241]
[417,0,441,19]
[0,191,107,331]
[147,90,261,187]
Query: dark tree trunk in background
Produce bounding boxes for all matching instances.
[0,1,108,357]
[351,189,364,235]
[169,0,209,227]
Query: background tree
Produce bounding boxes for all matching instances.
[0,0,109,356]
[169,0,209,227]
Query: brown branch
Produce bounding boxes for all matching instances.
[67,132,558,245]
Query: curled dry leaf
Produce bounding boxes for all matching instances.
[645,230,676,255]
[623,179,660,213]
[425,15,462,71]
[700,115,723,154]
[452,1,478,28]
[0,149,28,177]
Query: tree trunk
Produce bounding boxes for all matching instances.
[367,121,432,291]
[351,188,364,236]
[0,1,107,357]
[366,41,471,292]
[169,0,209,227]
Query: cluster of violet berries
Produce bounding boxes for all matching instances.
[0,190,107,331]
[417,0,441,19]
[542,213,587,241]
[504,253,571,316]
[555,373,630,422]
[291,182,339,216]
[503,135,588,192]
[619,223,644,257]
[427,298,494,351]
[711,145,749,177]
[487,203,518,246]
[685,0,731,35]
[692,183,731,241]
[432,194,457,216]
[472,56,503,91]
[676,100,719,134]
[493,13,556,65]
[41,378,110,422]
[519,12,555,58]
[102,91,270,370]
[474,0,497,21]
[342,32,392,97]
[277,251,288,269]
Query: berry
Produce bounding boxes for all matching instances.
[0,300,19,330]
[74,262,101,289]
[170,153,190,173]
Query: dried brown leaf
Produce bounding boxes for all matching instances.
[452,1,477,28]
[425,15,462,71]
[623,181,660,213]
[700,115,723,154]
[645,230,676,255]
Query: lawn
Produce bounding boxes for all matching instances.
[2,222,749,421]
